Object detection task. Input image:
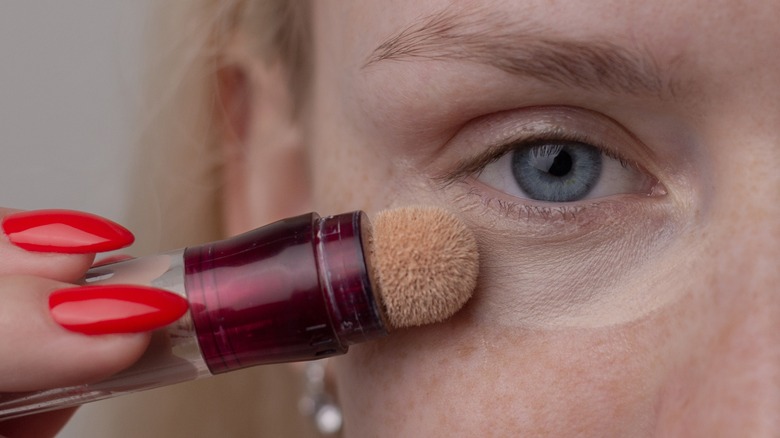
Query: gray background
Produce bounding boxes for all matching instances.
[0,1,150,436]
[0,1,148,220]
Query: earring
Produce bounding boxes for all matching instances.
[299,360,343,435]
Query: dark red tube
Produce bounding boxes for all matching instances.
[184,211,388,374]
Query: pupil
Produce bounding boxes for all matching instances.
[547,150,572,177]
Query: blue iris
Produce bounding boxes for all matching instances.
[510,141,602,202]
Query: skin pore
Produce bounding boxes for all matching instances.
[226,0,779,435]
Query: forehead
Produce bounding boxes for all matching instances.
[311,0,780,136]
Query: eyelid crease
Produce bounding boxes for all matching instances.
[431,106,663,196]
[434,126,643,189]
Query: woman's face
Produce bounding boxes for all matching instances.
[292,1,779,435]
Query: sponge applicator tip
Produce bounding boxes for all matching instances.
[371,207,479,329]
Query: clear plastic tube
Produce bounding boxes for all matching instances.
[0,211,387,419]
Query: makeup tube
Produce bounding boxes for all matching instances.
[0,211,387,419]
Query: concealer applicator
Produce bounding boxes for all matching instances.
[0,206,479,419]
[372,206,477,328]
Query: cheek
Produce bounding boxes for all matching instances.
[333,303,684,436]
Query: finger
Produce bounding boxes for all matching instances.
[0,276,151,392]
[0,241,94,284]
[0,209,134,283]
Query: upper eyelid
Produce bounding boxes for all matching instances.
[436,127,596,184]
[432,106,657,187]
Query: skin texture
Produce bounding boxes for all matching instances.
[225,0,780,436]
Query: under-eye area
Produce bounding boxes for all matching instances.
[428,107,682,327]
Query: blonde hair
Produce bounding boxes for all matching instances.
[129,0,310,253]
[104,3,321,437]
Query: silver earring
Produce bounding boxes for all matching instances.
[299,360,343,435]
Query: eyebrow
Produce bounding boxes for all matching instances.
[363,8,680,99]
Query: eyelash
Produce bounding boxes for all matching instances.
[439,126,659,222]
[444,127,637,180]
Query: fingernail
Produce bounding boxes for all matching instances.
[49,285,189,335]
[92,254,134,267]
[2,209,134,253]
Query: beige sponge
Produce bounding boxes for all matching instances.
[371,207,479,329]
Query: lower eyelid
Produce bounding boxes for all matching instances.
[445,176,667,232]
[449,178,590,226]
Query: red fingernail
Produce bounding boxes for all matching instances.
[2,209,134,253]
[49,285,188,335]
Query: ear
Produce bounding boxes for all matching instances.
[217,34,311,235]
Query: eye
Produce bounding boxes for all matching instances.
[476,138,655,203]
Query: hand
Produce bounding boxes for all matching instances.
[0,209,148,437]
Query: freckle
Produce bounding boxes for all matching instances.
[456,344,477,359]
